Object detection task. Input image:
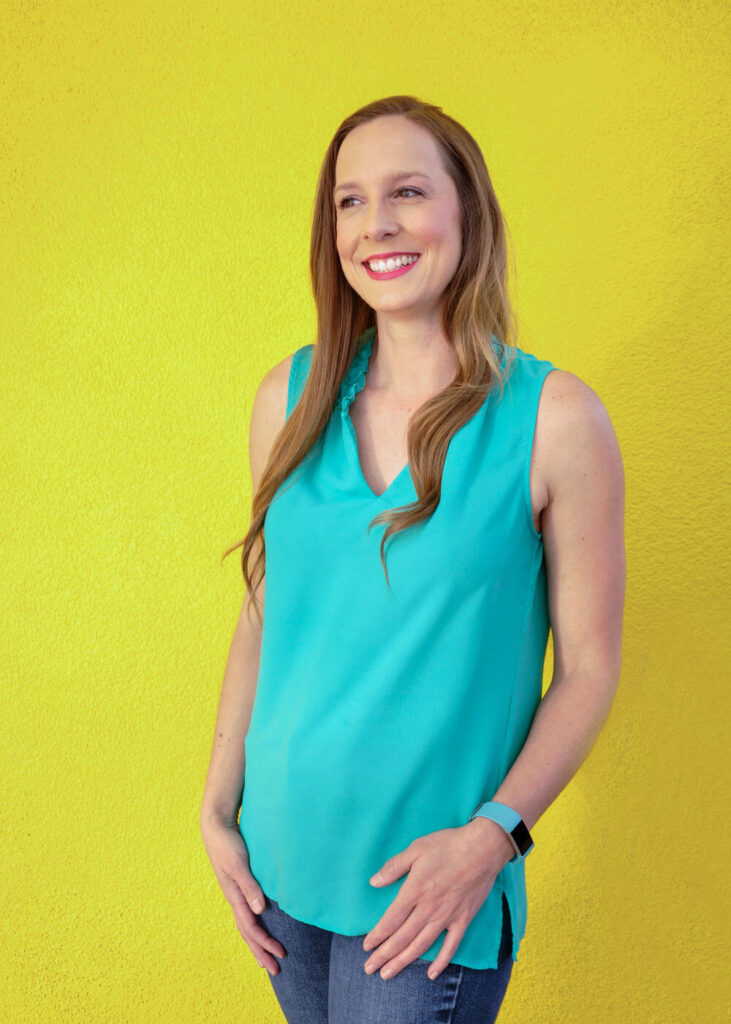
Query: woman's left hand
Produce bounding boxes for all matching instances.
[362,820,514,980]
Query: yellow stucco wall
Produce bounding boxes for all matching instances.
[3,2,728,1021]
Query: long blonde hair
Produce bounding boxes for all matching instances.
[223,94,519,626]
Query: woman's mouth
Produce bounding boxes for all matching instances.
[363,253,421,280]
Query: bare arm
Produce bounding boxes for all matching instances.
[355,369,627,981]
[199,352,294,830]
[466,369,626,846]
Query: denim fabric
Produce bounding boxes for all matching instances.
[256,890,514,1024]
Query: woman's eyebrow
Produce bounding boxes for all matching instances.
[333,172,431,195]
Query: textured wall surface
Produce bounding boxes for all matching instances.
[2,1,728,1022]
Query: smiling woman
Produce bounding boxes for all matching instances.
[203,94,626,1024]
[333,129,464,337]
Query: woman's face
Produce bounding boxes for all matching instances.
[333,116,463,320]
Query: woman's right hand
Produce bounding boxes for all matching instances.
[200,815,286,976]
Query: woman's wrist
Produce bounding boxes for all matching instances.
[462,815,515,869]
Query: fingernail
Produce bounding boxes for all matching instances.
[253,898,265,913]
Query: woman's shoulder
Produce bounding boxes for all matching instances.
[507,343,595,412]
[533,361,622,502]
[536,363,611,436]
[254,351,295,411]
[255,343,314,410]
[248,355,292,486]
[248,345,313,481]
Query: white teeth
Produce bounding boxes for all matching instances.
[366,254,419,273]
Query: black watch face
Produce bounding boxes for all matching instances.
[511,820,532,856]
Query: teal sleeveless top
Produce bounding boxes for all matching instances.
[239,325,558,969]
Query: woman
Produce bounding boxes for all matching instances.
[200,95,625,1024]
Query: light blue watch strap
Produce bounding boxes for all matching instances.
[469,800,534,862]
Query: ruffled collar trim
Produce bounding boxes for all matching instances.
[338,326,376,414]
[337,327,505,415]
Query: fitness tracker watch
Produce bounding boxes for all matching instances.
[468,800,534,863]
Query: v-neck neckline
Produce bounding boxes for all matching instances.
[339,327,413,503]
[337,326,503,504]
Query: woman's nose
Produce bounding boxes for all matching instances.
[361,201,400,238]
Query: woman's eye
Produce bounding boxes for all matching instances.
[337,187,422,210]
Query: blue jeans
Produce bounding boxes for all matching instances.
[257,890,514,1024]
